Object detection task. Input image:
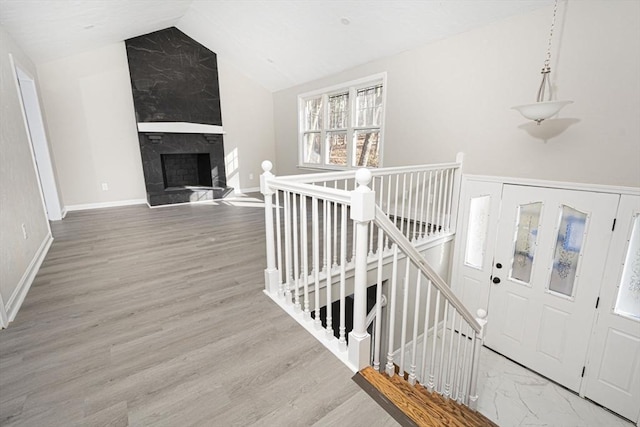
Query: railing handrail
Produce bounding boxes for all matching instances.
[276,161,461,184]
[265,178,352,205]
[373,205,481,333]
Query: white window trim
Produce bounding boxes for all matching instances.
[297,72,387,170]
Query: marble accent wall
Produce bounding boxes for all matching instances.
[125,27,232,206]
[125,27,222,124]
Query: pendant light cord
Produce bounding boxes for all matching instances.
[537,0,559,102]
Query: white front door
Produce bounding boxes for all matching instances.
[450,179,502,316]
[583,195,640,422]
[485,185,619,392]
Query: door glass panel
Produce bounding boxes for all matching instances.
[614,213,640,319]
[464,195,491,269]
[548,205,588,297]
[510,202,542,285]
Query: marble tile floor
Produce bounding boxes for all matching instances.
[475,347,634,427]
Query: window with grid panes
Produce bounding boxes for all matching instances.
[298,74,385,169]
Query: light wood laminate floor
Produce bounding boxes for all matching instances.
[0,196,398,427]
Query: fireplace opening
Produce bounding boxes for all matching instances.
[161,153,213,190]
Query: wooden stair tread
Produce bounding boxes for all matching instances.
[359,367,497,427]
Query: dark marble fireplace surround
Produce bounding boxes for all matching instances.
[126,27,232,206]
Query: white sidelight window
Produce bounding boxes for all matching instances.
[298,73,386,169]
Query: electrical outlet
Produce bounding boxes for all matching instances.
[21,223,28,239]
[101,182,109,191]
[249,173,254,180]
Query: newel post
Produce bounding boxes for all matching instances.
[348,169,376,370]
[261,160,279,294]
[468,308,488,410]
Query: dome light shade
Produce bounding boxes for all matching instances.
[512,100,573,124]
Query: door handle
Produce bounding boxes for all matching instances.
[492,277,501,284]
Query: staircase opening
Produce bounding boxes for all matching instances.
[311,284,379,343]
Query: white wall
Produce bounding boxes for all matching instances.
[38,42,146,208]
[0,26,51,316]
[218,57,275,192]
[273,1,640,188]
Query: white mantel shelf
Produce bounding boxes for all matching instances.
[137,122,225,134]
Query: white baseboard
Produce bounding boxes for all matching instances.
[234,187,260,195]
[5,232,54,325]
[65,198,147,212]
[61,207,68,219]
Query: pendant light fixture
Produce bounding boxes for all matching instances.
[512,0,572,124]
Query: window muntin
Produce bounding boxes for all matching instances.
[298,74,385,169]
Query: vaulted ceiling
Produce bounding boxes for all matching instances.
[0,0,552,91]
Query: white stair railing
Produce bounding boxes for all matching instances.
[260,154,486,409]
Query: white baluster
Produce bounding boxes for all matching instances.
[408,272,421,385]
[333,197,338,268]
[373,224,384,370]
[378,175,385,247]
[428,171,435,237]
[275,190,283,293]
[468,309,488,410]
[348,169,374,370]
[405,173,413,241]
[325,201,333,339]
[339,203,347,351]
[412,171,421,241]
[292,193,300,311]
[312,197,322,329]
[420,279,433,384]
[419,171,427,240]
[301,195,310,316]
[283,191,293,303]
[393,173,399,230]
[445,310,456,398]
[442,169,451,233]
[427,289,440,392]
[438,301,449,393]
[385,174,393,249]
[449,153,465,233]
[452,312,464,402]
[399,260,411,376]
[385,244,399,377]
[260,161,279,294]
[368,177,375,256]
[322,199,327,274]
[399,173,407,236]
[460,322,472,404]
[436,170,444,235]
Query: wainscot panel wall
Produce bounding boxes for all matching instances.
[0,26,52,324]
[273,1,640,188]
